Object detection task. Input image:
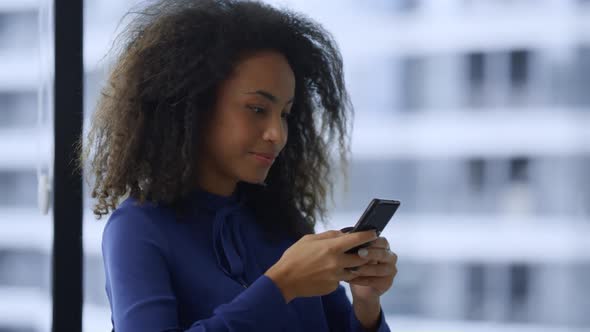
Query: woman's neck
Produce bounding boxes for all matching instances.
[195,169,237,197]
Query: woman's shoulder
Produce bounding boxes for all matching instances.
[100,197,177,279]
[101,196,174,248]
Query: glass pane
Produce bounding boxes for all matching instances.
[302,0,590,331]
[82,1,140,331]
[0,0,53,331]
[82,0,590,331]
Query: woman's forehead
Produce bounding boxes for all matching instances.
[224,51,296,97]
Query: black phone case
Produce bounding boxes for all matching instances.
[342,198,400,254]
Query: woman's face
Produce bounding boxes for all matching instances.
[197,50,295,195]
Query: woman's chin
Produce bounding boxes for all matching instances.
[239,173,269,186]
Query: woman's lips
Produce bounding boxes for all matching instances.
[250,152,275,166]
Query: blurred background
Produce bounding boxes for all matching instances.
[0,0,589,331]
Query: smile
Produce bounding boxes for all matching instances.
[250,152,274,166]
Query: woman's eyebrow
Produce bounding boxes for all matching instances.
[245,90,294,105]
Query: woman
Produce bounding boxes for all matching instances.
[80,0,397,331]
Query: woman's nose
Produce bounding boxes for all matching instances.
[262,114,286,143]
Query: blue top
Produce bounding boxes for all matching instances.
[102,186,391,331]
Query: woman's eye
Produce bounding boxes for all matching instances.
[247,106,265,114]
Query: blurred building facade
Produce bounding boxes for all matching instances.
[0,0,589,331]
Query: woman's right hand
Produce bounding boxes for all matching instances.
[264,229,378,303]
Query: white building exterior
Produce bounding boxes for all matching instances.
[0,0,588,331]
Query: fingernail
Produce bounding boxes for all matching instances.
[358,248,369,258]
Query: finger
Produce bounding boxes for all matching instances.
[391,251,398,265]
[310,230,343,240]
[340,226,354,233]
[365,237,389,249]
[381,249,398,265]
[339,251,372,269]
[352,262,396,277]
[337,267,360,282]
[339,246,391,270]
[346,276,375,286]
[331,229,378,252]
[346,276,388,289]
[360,247,397,264]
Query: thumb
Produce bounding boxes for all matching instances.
[311,230,343,240]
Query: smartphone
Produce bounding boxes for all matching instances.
[342,198,400,254]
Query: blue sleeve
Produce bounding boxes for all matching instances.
[102,206,291,332]
[321,284,390,332]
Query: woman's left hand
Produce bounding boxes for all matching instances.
[346,237,397,302]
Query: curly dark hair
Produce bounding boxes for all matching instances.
[78,0,353,241]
